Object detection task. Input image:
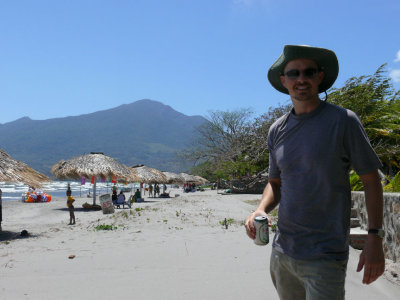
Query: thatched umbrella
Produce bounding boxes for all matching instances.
[51,152,139,205]
[179,173,199,184]
[0,149,50,231]
[194,175,208,185]
[0,149,49,188]
[131,165,167,184]
[162,171,185,185]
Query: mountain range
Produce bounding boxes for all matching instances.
[0,99,207,177]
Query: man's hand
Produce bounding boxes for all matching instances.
[245,210,269,240]
[356,236,385,284]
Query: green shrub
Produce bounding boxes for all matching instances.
[349,170,364,191]
[95,224,117,231]
[383,171,400,192]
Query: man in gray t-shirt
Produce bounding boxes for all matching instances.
[245,45,385,300]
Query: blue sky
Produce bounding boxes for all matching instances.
[1,0,399,124]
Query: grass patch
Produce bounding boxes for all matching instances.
[269,209,278,217]
[219,218,235,226]
[219,218,235,227]
[95,224,118,231]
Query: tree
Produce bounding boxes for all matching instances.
[184,108,254,180]
[329,64,400,176]
[185,104,292,180]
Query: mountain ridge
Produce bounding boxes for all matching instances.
[0,99,206,176]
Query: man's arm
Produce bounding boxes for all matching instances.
[356,169,385,284]
[245,178,281,240]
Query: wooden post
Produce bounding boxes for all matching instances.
[93,180,97,205]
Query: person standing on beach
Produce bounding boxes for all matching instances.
[67,195,75,225]
[245,45,385,299]
[66,183,72,197]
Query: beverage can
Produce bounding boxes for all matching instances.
[254,215,269,245]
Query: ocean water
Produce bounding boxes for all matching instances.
[0,181,141,202]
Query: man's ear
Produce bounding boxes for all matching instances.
[318,71,325,85]
[280,75,286,89]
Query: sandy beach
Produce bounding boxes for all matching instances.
[1,189,399,300]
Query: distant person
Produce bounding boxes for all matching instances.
[162,184,167,194]
[155,183,160,197]
[117,191,125,208]
[134,189,142,202]
[66,183,72,197]
[112,190,118,205]
[149,184,153,197]
[66,195,76,225]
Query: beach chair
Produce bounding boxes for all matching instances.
[114,194,131,209]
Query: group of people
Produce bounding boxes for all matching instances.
[111,185,143,207]
[183,183,196,193]
[143,183,167,197]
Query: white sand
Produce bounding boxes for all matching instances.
[1,189,399,300]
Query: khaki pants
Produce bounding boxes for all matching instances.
[270,248,347,300]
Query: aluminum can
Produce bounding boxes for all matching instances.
[254,215,269,245]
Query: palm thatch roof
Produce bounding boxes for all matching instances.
[131,165,167,184]
[162,171,185,184]
[194,175,208,185]
[179,172,200,184]
[0,149,49,188]
[51,153,139,182]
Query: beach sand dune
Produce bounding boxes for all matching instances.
[1,189,399,299]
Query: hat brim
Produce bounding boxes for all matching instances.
[268,45,339,94]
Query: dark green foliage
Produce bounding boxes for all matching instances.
[349,170,364,191]
[383,171,400,192]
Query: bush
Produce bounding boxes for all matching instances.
[383,171,400,192]
[349,170,364,191]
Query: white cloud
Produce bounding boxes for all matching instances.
[395,50,400,63]
[390,69,400,82]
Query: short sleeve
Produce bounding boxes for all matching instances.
[267,128,281,179]
[343,110,382,175]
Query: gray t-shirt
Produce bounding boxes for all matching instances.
[268,101,382,260]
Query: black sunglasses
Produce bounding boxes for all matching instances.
[283,68,319,79]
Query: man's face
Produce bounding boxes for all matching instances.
[280,58,324,102]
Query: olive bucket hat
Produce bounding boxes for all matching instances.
[267,45,339,94]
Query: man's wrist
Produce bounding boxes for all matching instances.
[368,228,385,239]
